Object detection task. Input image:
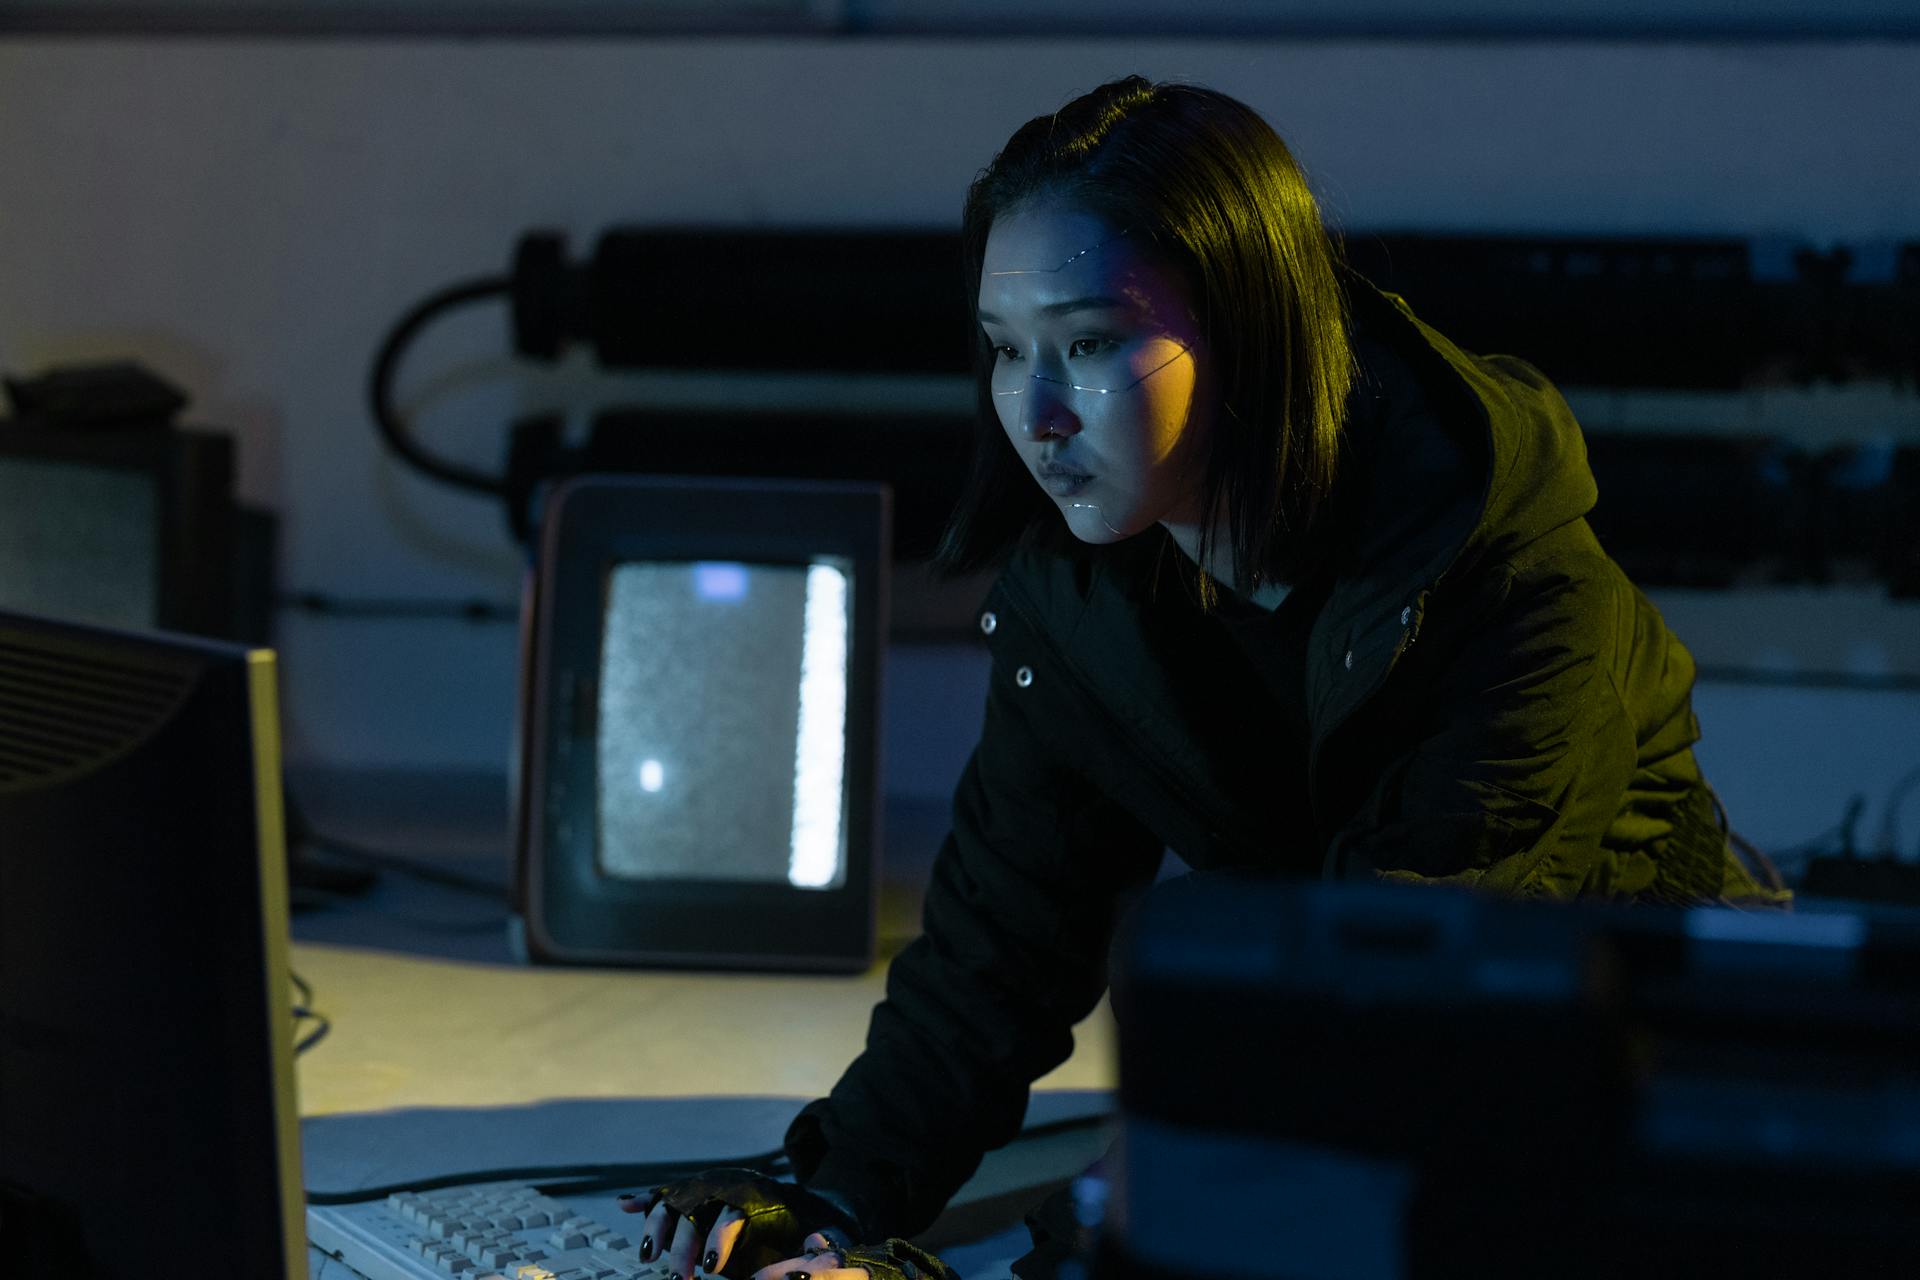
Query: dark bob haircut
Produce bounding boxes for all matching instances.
[930,75,1358,610]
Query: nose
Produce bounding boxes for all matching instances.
[1017,374,1079,441]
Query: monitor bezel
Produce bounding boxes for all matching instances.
[516,473,889,972]
[0,610,303,1273]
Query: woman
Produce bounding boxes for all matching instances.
[618,74,1789,1280]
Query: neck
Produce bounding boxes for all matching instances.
[1160,515,1288,611]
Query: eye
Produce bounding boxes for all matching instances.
[989,344,1020,362]
[1069,337,1116,358]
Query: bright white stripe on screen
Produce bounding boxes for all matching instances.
[789,563,849,889]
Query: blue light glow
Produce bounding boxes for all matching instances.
[693,562,749,602]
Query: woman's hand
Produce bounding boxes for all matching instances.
[613,1169,860,1279]
[616,1194,755,1279]
[751,1234,958,1280]
[748,1231,872,1280]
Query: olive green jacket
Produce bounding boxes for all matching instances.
[785,270,1752,1239]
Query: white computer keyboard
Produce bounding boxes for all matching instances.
[309,1181,672,1280]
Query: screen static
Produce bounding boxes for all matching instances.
[595,559,851,889]
[0,457,156,630]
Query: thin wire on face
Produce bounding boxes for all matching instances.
[992,344,1194,398]
[984,227,1135,278]
[1069,501,1128,536]
[984,229,1192,397]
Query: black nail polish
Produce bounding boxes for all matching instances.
[703,1251,719,1271]
[618,1192,637,1201]
[670,1272,684,1280]
[639,1236,654,1261]
[787,1272,812,1280]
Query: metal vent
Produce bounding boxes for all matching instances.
[0,636,194,793]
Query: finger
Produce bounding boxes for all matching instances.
[639,1202,675,1265]
[616,1188,659,1216]
[664,1206,703,1280]
[804,1228,856,1254]
[752,1262,869,1280]
[704,1206,748,1275]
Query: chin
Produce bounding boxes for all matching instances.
[1061,499,1137,543]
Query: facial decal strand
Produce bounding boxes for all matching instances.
[1070,502,1127,536]
[984,228,1134,276]
[992,343,1193,397]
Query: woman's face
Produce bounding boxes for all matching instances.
[976,199,1215,545]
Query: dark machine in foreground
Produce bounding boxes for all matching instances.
[1098,876,1920,1278]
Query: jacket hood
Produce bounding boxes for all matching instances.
[1337,266,1602,596]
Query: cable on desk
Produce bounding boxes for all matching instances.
[301,827,510,902]
[285,788,511,902]
[303,1111,1116,1205]
[290,969,332,1056]
[295,883,510,935]
[304,1152,788,1206]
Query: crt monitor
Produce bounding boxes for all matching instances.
[0,609,305,1276]
[0,416,248,640]
[513,474,890,972]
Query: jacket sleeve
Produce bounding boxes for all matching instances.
[784,597,1166,1239]
[1322,536,1722,903]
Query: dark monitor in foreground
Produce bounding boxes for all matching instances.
[0,610,305,1276]
[513,475,889,972]
[1105,877,1920,1278]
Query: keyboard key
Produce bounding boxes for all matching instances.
[437,1255,475,1273]
[521,1210,553,1228]
[550,1230,590,1250]
[496,1214,524,1230]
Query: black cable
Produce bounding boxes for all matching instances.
[294,1009,332,1055]
[303,1110,1115,1206]
[290,969,332,1055]
[1876,765,1920,859]
[302,827,510,902]
[368,275,515,496]
[1693,665,1920,694]
[305,1153,788,1206]
[277,591,519,623]
[295,884,510,934]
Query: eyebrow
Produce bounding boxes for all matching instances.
[976,297,1129,324]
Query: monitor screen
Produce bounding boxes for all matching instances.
[514,474,887,971]
[596,557,853,890]
[0,423,241,639]
[0,454,158,629]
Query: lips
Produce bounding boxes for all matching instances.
[1039,463,1091,480]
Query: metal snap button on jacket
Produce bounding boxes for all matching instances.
[980,611,998,636]
[1015,665,1034,688]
